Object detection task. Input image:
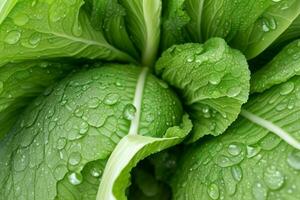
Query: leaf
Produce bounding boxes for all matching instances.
[0,61,72,139]
[155,38,250,142]
[119,0,162,66]
[171,75,300,200]
[251,39,300,93]
[0,0,17,25]
[96,115,192,200]
[84,0,139,59]
[272,14,300,49]
[160,0,190,50]
[184,0,204,42]
[0,0,135,67]
[0,64,186,200]
[185,0,300,59]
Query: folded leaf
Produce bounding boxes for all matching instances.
[0,61,72,139]
[0,0,135,67]
[119,0,162,66]
[184,0,300,59]
[0,64,188,200]
[251,39,300,93]
[155,38,250,142]
[171,75,300,200]
[160,0,190,50]
[84,0,139,59]
[96,115,191,200]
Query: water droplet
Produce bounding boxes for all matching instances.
[227,87,241,97]
[276,103,287,111]
[228,144,241,156]
[272,0,281,2]
[28,33,41,47]
[261,17,277,32]
[85,112,106,128]
[79,121,89,134]
[123,104,136,120]
[287,150,300,170]
[13,14,29,26]
[56,137,67,150]
[252,182,268,200]
[231,165,242,182]
[0,81,4,94]
[72,23,82,36]
[207,183,220,200]
[68,152,82,166]
[186,55,195,63]
[68,172,83,185]
[54,164,68,180]
[246,145,261,158]
[4,30,21,45]
[104,93,119,105]
[145,113,155,123]
[280,82,294,95]
[74,107,84,117]
[216,155,234,167]
[263,165,284,190]
[209,73,221,85]
[88,98,100,108]
[90,167,102,177]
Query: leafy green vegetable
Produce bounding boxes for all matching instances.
[160,0,190,51]
[251,39,300,93]
[119,0,162,66]
[156,38,250,142]
[182,0,300,59]
[84,0,139,59]
[171,43,300,199]
[0,0,135,67]
[0,61,72,139]
[0,64,191,199]
[1,0,300,199]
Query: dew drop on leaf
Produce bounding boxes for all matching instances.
[231,165,243,182]
[90,167,103,178]
[123,104,136,120]
[263,165,284,190]
[54,164,68,180]
[56,137,67,150]
[68,172,83,185]
[68,152,82,166]
[4,30,21,45]
[227,86,241,97]
[216,155,234,167]
[228,143,241,156]
[252,182,268,200]
[104,93,119,105]
[287,150,300,170]
[209,73,221,85]
[79,121,89,135]
[13,14,29,26]
[207,183,220,200]
[88,98,100,108]
[72,23,83,37]
[280,82,294,95]
[246,145,261,158]
[28,33,41,47]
